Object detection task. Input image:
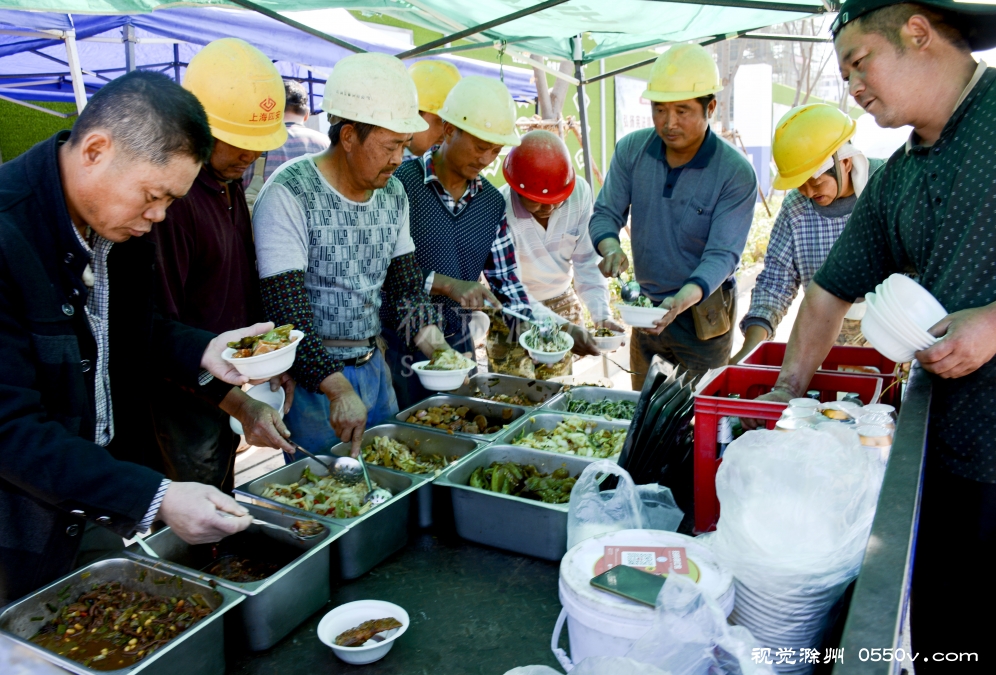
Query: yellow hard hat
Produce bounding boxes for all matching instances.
[642,44,723,103]
[438,76,521,147]
[409,60,462,115]
[183,38,287,152]
[322,52,428,134]
[772,104,857,190]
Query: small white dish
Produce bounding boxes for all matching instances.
[230,384,286,435]
[317,600,410,665]
[592,332,625,352]
[411,358,474,391]
[614,302,666,328]
[519,329,574,364]
[221,329,304,380]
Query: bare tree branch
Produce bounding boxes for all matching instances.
[532,59,573,120]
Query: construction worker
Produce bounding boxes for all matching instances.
[493,130,614,378]
[243,79,331,209]
[590,44,758,388]
[731,104,884,363]
[406,60,461,158]
[252,52,459,458]
[151,38,296,492]
[740,0,996,664]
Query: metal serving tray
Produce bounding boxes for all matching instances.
[124,503,344,651]
[492,412,630,462]
[331,423,482,529]
[450,373,564,407]
[435,445,598,560]
[235,458,429,579]
[395,394,528,442]
[542,386,639,423]
[0,557,242,675]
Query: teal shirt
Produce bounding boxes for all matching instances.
[815,67,996,481]
[589,126,758,302]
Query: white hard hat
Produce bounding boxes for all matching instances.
[438,76,520,147]
[321,52,428,134]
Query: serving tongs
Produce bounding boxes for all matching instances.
[289,441,392,505]
[216,509,325,541]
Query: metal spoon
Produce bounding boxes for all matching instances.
[290,442,363,485]
[492,303,558,340]
[217,510,324,541]
[619,279,642,304]
[357,454,392,505]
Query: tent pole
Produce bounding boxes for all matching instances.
[64,29,87,113]
[573,36,593,190]
[638,0,825,12]
[0,93,76,118]
[124,24,136,73]
[173,43,181,82]
[397,0,570,59]
[308,70,316,115]
[599,59,606,178]
[226,0,366,54]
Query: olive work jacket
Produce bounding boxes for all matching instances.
[0,132,214,605]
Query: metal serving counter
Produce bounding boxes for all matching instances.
[833,367,929,675]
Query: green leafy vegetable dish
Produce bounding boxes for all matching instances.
[564,395,636,420]
[468,461,578,504]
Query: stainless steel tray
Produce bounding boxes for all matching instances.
[0,557,242,675]
[234,458,429,579]
[542,386,639,423]
[435,445,598,560]
[331,423,482,529]
[450,373,564,407]
[124,503,344,651]
[492,412,630,462]
[395,394,528,441]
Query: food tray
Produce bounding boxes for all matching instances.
[0,557,243,675]
[330,423,482,529]
[542,386,639,423]
[493,412,630,462]
[234,459,429,579]
[435,445,599,560]
[395,394,529,441]
[449,373,564,406]
[125,503,345,651]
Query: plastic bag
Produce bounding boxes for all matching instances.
[636,483,684,531]
[503,668,563,675]
[626,574,775,675]
[504,658,671,675]
[567,461,644,550]
[710,427,885,674]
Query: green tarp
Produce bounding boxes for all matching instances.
[0,0,825,61]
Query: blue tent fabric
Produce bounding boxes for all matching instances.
[0,7,537,105]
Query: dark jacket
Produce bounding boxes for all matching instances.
[0,132,214,604]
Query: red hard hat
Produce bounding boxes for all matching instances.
[502,130,576,205]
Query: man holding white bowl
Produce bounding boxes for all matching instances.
[252,53,462,459]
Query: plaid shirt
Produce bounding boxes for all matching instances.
[741,190,854,336]
[71,226,168,532]
[421,148,533,318]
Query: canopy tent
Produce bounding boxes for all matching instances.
[0,7,538,111]
[0,0,830,62]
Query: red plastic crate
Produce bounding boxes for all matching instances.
[741,342,901,407]
[692,365,883,534]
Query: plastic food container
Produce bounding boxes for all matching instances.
[592,332,625,352]
[229,384,285,435]
[614,303,665,329]
[410,359,475,391]
[221,329,304,380]
[519,329,574,365]
[317,600,409,665]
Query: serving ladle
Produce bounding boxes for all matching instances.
[619,279,642,304]
[358,454,392,505]
[290,441,391,505]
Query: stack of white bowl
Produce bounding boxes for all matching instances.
[861,274,947,362]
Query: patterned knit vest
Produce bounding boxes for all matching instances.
[394,158,505,335]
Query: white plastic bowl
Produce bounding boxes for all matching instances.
[614,302,666,328]
[884,274,947,331]
[860,305,916,363]
[229,384,286,435]
[876,283,938,349]
[867,290,933,352]
[221,329,304,380]
[411,358,474,391]
[519,329,574,364]
[592,332,625,352]
[316,600,410,665]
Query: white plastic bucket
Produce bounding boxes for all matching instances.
[552,529,734,670]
